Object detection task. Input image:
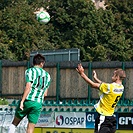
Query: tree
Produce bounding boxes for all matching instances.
[0,0,53,61]
[0,0,132,61]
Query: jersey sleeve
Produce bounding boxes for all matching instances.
[99,83,110,94]
[45,73,51,90]
[25,69,33,83]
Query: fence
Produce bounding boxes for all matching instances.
[0,60,133,102]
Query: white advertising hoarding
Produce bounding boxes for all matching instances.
[55,112,86,128]
[36,112,54,127]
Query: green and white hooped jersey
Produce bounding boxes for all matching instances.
[25,67,51,103]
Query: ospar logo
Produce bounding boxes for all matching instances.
[56,115,84,126]
[56,115,64,125]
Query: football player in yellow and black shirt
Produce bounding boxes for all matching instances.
[76,64,126,133]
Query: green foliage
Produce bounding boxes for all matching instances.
[0,0,132,61]
[0,98,8,105]
[0,0,54,61]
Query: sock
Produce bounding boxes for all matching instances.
[8,124,16,133]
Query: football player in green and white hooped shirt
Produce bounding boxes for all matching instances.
[8,54,51,133]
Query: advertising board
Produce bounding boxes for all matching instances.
[118,113,133,130]
[0,110,132,132]
[55,112,85,128]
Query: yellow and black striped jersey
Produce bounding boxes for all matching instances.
[94,82,124,116]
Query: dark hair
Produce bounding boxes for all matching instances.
[115,69,126,80]
[33,54,45,65]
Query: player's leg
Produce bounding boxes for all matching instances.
[12,116,22,126]
[110,118,117,133]
[26,101,42,133]
[99,116,116,133]
[8,116,22,133]
[94,113,108,133]
[26,122,36,133]
[94,113,100,133]
[8,100,28,133]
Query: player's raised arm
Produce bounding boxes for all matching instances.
[76,63,100,89]
[93,70,102,84]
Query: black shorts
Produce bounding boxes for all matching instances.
[94,112,117,133]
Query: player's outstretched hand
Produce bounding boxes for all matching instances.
[93,70,97,79]
[20,101,24,111]
[76,63,84,75]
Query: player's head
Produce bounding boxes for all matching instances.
[33,54,45,67]
[112,69,126,82]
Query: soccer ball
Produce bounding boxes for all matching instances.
[36,11,50,24]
